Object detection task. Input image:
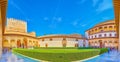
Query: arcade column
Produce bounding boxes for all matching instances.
[0,0,7,57]
[113,0,120,50]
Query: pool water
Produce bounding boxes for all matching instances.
[84,50,120,62]
[0,52,40,62]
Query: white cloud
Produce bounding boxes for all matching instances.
[57,17,62,22]
[92,0,99,7]
[43,17,49,21]
[96,0,113,12]
[72,21,78,26]
[80,24,87,27]
[76,0,87,5]
[53,17,62,22]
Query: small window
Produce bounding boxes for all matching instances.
[95,35,96,38]
[109,26,113,28]
[95,29,97,31]
[42,39,44,42]
[92,36,93,38]
[100,30,104,32]
[99,34,102,37]
[92,30,94,32]
[63,38,66,40]
[104,26,107,29]
[104,34,106,37]
[115,34,117,37]
[99,27,102,29]
[50,38,52,41]
[109,34,112,37]
[115,41,117,43]
[114,26,116,28]
[109,41,112,43]
[76,39,78,41]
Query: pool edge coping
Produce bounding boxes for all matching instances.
[72,55,100,62]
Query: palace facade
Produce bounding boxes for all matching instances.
[85,20,118,48]
[38,34,88,47]
[3,18,118,49]
[3,18,88,48]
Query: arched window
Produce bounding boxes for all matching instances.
[104,41,107,43]
[95,35,96,38]
[89,31,91,34]
[95,28,97,32]
[115,34,117,37]
[104,26,107,29]
[109,41,112,43]
[92,30,94,32]
[99,27,102,29]
[76,39,78,41]
[109,34,112,37]
[92,36,93,39]
[114,26,116,28]
[114,41,117,43]
[63,38,66,40]
[42,39,44,42]
[50,38,52,41]
[109,26,113,29]
[104,34,106,37]
[89,36,90,39]
[99,34,102,37]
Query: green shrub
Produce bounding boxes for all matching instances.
[99,48,108,54]
[78,47,93,49]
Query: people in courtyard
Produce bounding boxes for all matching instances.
[108,48,110,53]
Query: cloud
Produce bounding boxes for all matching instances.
[48,17,62,29]
[80,24,87,27]
[92,0,99,7]
[76,0,87,5]
[72,21,78,26]
[43,17,49,21]
[96,0,113,12]
[53,17,62,22]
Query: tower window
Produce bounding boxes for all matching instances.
[42,39,44,42]
[50,38,52,41]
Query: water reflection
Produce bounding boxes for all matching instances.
[0,52,24,62]
[84,50,120,62]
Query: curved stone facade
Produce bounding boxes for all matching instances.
[38,34,87,47]
[86,20,118,48]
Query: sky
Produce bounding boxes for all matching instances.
[7,0,115,36]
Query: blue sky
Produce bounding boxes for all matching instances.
[7,0,114,36]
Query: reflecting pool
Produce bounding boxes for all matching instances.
[84,50,120,62]
[0,52,40,62]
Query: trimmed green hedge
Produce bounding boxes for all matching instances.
[13,49,100,62]
[78,47,93,49]
[34,47,78,49]
[99,48,108,54]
